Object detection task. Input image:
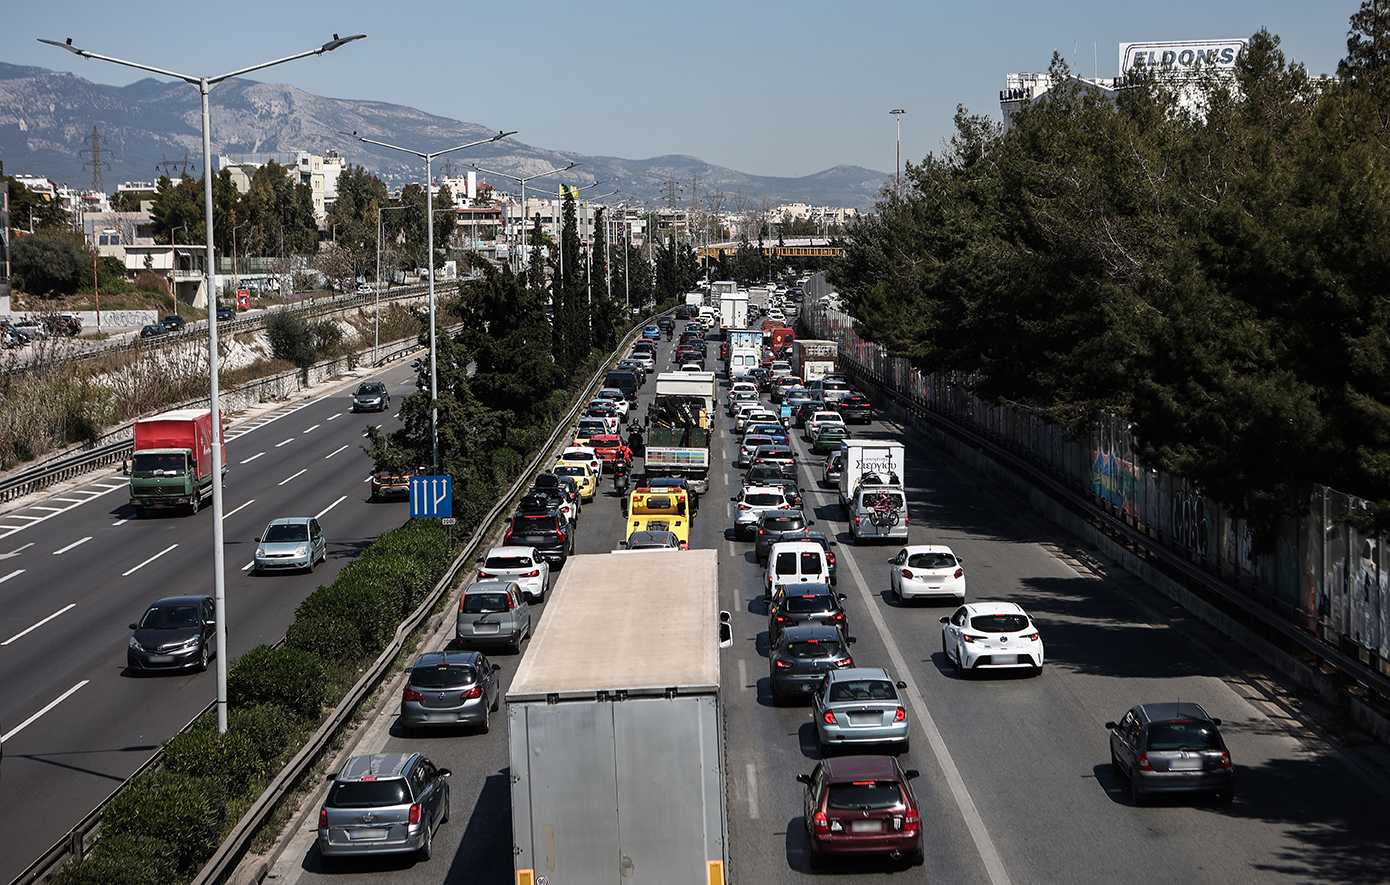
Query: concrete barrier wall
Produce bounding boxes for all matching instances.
[17,310,159,327]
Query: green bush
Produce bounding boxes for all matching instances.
[285,580,391,663]
[100,770,224,875]
[265,310,317,368]
[228,702,302,766]
[228,645,326,720]
[49,832,179,885]
[163,728,264,792]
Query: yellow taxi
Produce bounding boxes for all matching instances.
[624,487,690,548]
[553,460,597,502]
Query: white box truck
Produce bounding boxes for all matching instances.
[508,550,730,885]
[838,439,906,509]
[718,291,748,333]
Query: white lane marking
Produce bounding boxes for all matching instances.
[279,469,307,486]
[739,659,749,690]
[0,569,25,584]
[122,544,179,577]
[8,515,43,522]
[327,412,342,421]
[0,542,35,558]
[242,561,255,571]
[316,496,347,519]
[363,475,373,482]
[0,526,24,533]
[275,438,295,448]
[840,549,1014,885]
[112,518,131,527]
[30,506,63,513]
[2,603,76,645]
[325,445,349,459]
[52,538,92,555]
[52,498,84,504]
[222,499,255,520]
[1,680,89,742]
[241,452,265,464]
[303,424,321,434]
[93,483,126,491]
[746,763,761,820]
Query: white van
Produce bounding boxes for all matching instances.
[764,540,831,599]
[848,482,909,545]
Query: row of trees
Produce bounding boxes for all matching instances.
[830,4,1390,541]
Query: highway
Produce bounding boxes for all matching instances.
[264,324,1390,885]
[0,360,421,883]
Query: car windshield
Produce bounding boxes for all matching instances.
[485,556,532,569]
[139,604,201,629]
[356,383,384,395]
[828,679,898,702]
[462,593,511,613]
[826,781,903,811]
[131,453,187,477]
[263,523,308,542]
[745,493,784,507]
[785,639,842,659]
[1146,721,1223,751]
[783,595,836,614]
[411,665,476,688]
[908,552,956,569]
[969,614,1031,633]
[326,780,410,808]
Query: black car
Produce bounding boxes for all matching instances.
[139,323,168,339]
[504,503,574,566]
[769,582,849,645]
[755,509,813,564]
[769,624,856,704]
[835,393,875,424]
[127,595,216,673]
[794,400,822,428]
[1107,702,1234,804]
[216,305,237,321]
[162,314,187,332]
[657,315,676,332]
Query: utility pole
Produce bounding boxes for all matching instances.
[80,126,111,194]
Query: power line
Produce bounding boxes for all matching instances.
[80,126,111,194]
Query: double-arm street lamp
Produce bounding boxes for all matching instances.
[42,32,366,734]
[890,108,906,193]
[342,130,515,471]
[466,162,579,274]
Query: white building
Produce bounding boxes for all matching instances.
[218,150,346,224]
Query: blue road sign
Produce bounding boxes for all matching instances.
[409,475,453,518]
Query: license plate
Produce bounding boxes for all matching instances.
[850,820,883,833]
[472,623,500,634]
[349,828,388,841]
[1169,757,1203,771]
[992,654,1017,665]
[848,712,880,725]
[146,655,174,663]
[801,683,815,692]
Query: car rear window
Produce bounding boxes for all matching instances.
[828,679,898,702]
[907,552,956,569]
[1146,722,1222,751]
[410,665,476,688]
[554,465,586,477]
[827,781,903,810]
[969,614,1030,633]
[862,491,904,510]
[463,593,512,613]
[784,595,835,614]
[786,639,842,659]
[763,515,805,531]
[326,779,410,808]
[746,493,784,507]
[512,514,557,530]
[485,556,532,569]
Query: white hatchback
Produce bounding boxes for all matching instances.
[940,602,1044,677]
[889,545,965,603]
[477,545,551,603]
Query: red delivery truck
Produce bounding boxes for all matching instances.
[128,408,227,516]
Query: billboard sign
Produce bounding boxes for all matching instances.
[1120,39,1247,75]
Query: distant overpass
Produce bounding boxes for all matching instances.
[697,238,842,260]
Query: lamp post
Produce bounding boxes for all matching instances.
[889,108,906,193]
[375,204,411,365]
[343,129,515,470]
[466,162,578,274]
[42,32,366,734]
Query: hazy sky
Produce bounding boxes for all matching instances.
[3,0,1355,180]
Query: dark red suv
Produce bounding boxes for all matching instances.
[797,755,924,868]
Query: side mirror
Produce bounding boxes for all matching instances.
[939,617,949,624]
[730,497,737,502]
[847,636,857,645]
[492,664,502,672]
[796,774,813,785]
[437,768,453,778]
[808,520,815,526]
[837,593,847,601]
[1210,718,1222,726]
[128,623,138,630]
[896,681,907,689]
[1104,722,1118,730]
[956,557,964,564]
[904,769,921,780]
[828,541,837,547]
[253,536,261,543]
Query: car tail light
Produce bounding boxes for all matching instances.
[827,552,836,566]
[954,567,964,579]
[478,570,493,579]
[1217,750,1232,768]
[828,612,845,624]
[319,808,328,828]
[504,529,514,543]
[836,657,853,667]
[853,516,861,526]
[461,686,482,700]
[901,569,914,579]
[409,803,422,825]
[1023,632,1040,641]
[963,634,981,643]
[903,809,919,826]
[822,710,837,725]
[775,659,793,669]
[523,569,540,578]
[556,529,566,543]
[403,688,424,702]
[775,615,792,624]
[812,810,830,835]
[1137,752,1154,771]
[894,706,907,722]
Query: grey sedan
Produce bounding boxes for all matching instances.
[812,667,910,754]
[399,650,501,734]
[127,595,216,673]
[1107,702,1234,804]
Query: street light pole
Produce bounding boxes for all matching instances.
[889,108,906,193]
[375,204,411,365]
[43,32,366,734]
[467,162,579,275]
[343,130,515,470]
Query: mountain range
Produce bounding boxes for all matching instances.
[0,61,887,211]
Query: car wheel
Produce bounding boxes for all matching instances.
[952,644,965,677]
[491,689,501,712]
[1131,772,1148,806]
[906,846,925,866]
[195,643,210,673]
[1110,747,1125,777]
[133,506,145,519]
[416,817,433,860]
[478,703,491,735]
[894,738,910,756]
[892,580,903,604]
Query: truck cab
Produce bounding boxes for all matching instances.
[624,487,691,548]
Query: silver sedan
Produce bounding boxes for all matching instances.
[811,667,911,754]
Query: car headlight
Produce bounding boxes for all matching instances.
[256,547,266,557]
[129,637,142,650]
[176,637,201,651]
[295,545,309,557]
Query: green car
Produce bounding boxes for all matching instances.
[813,423,850,454]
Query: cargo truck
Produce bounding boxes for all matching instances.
[792,339,838,384]
[128,408,227,516]
[718,291,748,334]
[837,439,906,510]
[644,372,716,494]
[508,550,730,885]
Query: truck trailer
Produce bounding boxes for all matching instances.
[128,408,227,516]
[644,372,716,494]
[508,550,729,885]
[791,339,838,384]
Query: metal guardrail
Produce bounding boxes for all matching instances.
[9,309,661,885]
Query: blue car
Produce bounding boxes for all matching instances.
[641,324,661,340]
